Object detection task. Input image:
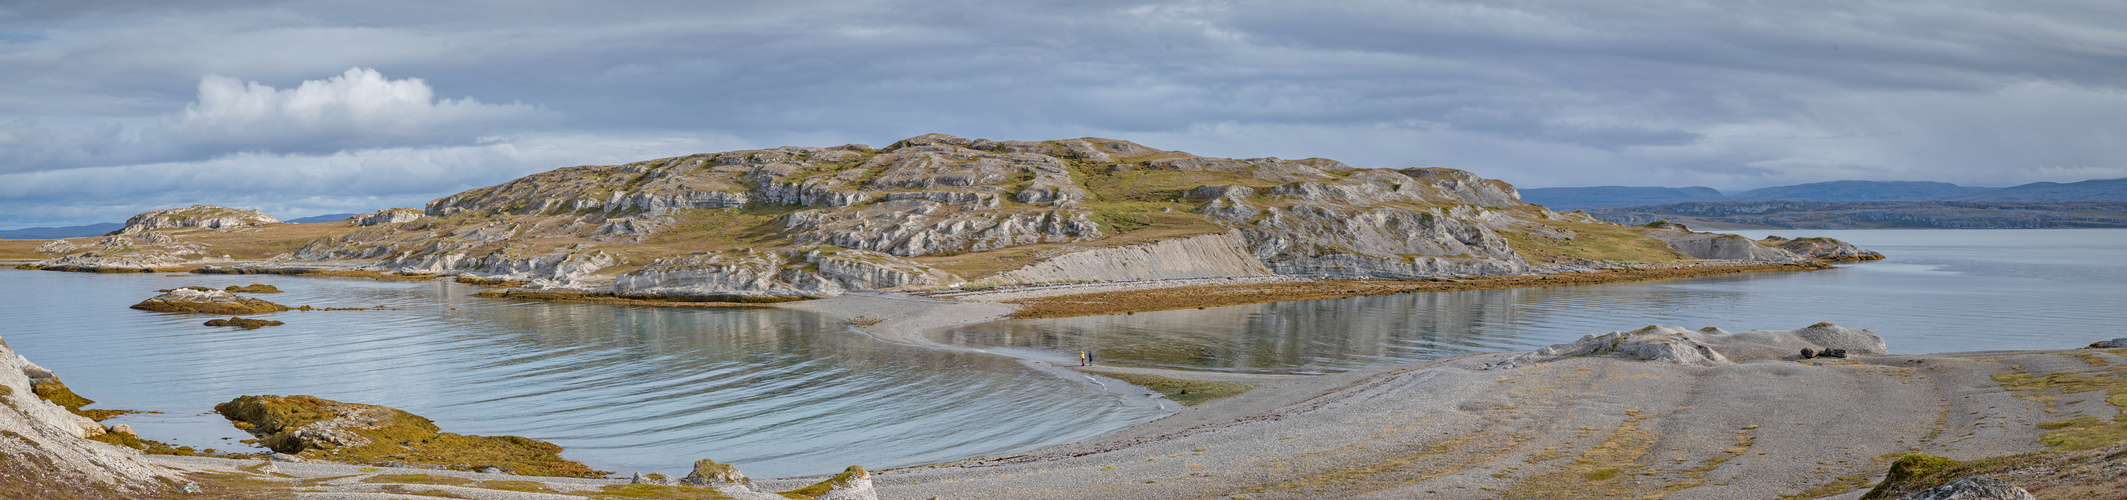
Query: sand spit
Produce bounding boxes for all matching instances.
[863,345,2122,500]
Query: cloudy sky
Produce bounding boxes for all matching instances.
[4,1,2126,228]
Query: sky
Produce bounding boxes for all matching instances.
[4,1,2127,228]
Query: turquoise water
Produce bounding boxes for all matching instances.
[940,229,2127,374]
[0,272,1168,478]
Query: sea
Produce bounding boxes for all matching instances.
[2,228,2121,477]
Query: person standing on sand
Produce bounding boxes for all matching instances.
[1080,351,1090,366]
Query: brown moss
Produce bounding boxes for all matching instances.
[779,465,868,499]
[29,379,92,411]
[215,395,609,478]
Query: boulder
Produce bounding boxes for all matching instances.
[1897,475,2034,500]
[1516,326,1730,366]
[2089,338,2127,348]
[681,459,784,499]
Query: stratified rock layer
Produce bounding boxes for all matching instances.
[214,394,608,477]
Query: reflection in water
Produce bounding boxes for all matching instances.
[944,229,2127,374]
[0,271,1167,478]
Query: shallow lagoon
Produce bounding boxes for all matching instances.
[942,229,2127,373]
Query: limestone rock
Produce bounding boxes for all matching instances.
[1510,323,1891,366]
[630,472,677,486]
[1897,475,2034,500]
[681,459,784,499]
[1519,326,1732,366]
[0,335,177,496]
[353,208,424,226]
[120,205,278,234]
[2086,338,2126,348]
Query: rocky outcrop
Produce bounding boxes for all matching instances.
[119,205,278,234]
[353,208,423,226]
[606,250,834,300]
[0,335,176,497]
[1643,229,1812,262]
[1760,236,1887,261]
[2089,338,2127,348]
[214,394,608,477]
[130,288,293,315]
[1897,475,2035,500]
[978,231,1273,285]
[1506,323,1890,366]
[32,239,75,253]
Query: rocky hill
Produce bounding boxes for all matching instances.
[24,134,1856,298]
[1589,200,2127,229]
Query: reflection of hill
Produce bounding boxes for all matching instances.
[953,287,1590,373]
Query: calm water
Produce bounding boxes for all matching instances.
[0,272,1168,477]
[941,229,2127,374]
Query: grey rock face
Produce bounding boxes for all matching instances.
[977,231,1273,285]
[2087,338,2126,348]
[353,208,423,226]
[1643,229,1811,262]
[1898,475,2034,500]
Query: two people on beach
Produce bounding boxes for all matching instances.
[1079,351,1094,366]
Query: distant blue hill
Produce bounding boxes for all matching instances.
[0,222,124,239]
[1728,180,1988,202]
[1524,178,2127,210]
[285,213,359,223]
[1518,186,1725,211]
[1951,178,2127,202]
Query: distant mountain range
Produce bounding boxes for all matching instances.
[0,213,357,239]
[1522,178,2127,211]
[1588,201,2127,229]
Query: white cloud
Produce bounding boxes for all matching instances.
[167,68,548,151]
[0,67,554,174]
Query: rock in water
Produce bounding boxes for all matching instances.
[1897,475,2035,500]
[213,395,608,477]
[2090,338,2127,348]
[203,317,285,329]
[131,288,293,315]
